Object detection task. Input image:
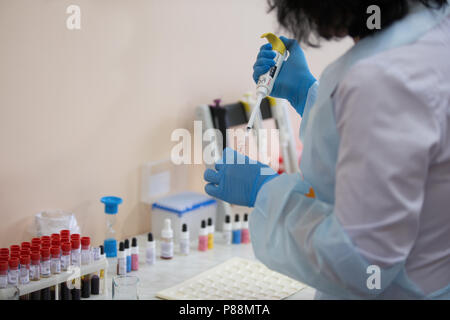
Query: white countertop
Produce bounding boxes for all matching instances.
[103,232,316,300]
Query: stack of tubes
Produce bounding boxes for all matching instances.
[0,230,106,300]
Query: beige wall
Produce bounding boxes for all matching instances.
[0,0,352,247]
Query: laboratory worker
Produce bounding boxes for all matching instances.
[204,0,450,299]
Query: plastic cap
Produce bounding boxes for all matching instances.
[10,251,20,259]
[21,242,31,249]
[132,238,137,247]
[31,238,41,245]
[124,239,129,249]
[40,248,50,258]
[119,242,124,251]
[70,234,80,239]
[20,250,30,257]
[31,252,40,262]
[147,233,153,242]
[51,239,60,247]
[60,230,70,237]
[225,215,231,224]
[10,245,20,252]
[162,219,173,239]
[235,214,240,222]
[9,257,19,268]
[61,242,71,253]
[101,196,123,214]
[41,236,51,242]
[50,246,60,256]
[0,261,8,271]
[0,255,9,262]
[0,248,9,255]
[30,245,40,253]
[41,241,51,249]
[182,224,188,232]
[81,237,90,247]
[244,213,248,222]
[20,255,30,265]
[201,220,206,228]
[71,239,80,250]
[208,218,213,226]
[99,245,104,255]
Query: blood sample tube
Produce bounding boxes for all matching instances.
[91,247,101,295]
[0,261,8,289]
[207,218,214,249]
[61,242,71,271]
[198,220,208,252]
[50,246,61,275]
[241,213,251,244]
[19,255,31,285]
[30,252,41,281]
[117,242,126,276]
[99,245,106,295]
[8,257,19,285]
[232,214,242,244]
[71,239,81,267]
[124,239,131,273]
[40,248,51,278]
[81,237,91,266]
[131,238,139,271]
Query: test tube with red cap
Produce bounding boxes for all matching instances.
[19,255,30,285]
[10,245,20,253]
[8,257,19,285]
[40,248,51,278]
[0,255,8,263]
[30,252,41,281]
[30,244,40,253]
[31,238,41,246]
[81,237,91,266]
[61,242,71,271]
[20,249,31,258]
[41,241,51,249]
[60,229,70,237]
[10,251,20,260]
[0,261,8,288]
[51,233,60,240]
[0,248,9,256]
[50,246,61,274]
[71,238,81,267]
[21,242,31,250]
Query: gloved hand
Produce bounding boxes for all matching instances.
[253,36,316,116]
[204,148,278,207]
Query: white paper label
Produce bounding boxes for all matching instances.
[81,250,91,265]
[30,264,40,280]
[19,268,29,284]
[146,246,155,265]
[8,269,18,285]
[41,260,50,276]
[71,249,81,266]
[161,241,173,259]
[0,275,8,288]
[61,255,70,270]
[118,258,127,275]
[51,258,61,274]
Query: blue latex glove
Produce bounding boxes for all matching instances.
[253,36,316,116]
[204,148,278,207]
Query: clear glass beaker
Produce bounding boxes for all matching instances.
[112,275,139,300]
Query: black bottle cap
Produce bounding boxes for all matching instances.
[208,218,213,226]
[148,233,153,242]
[124,239,129,249]
[119,242,124,251]
[235,214,240,222]
[225,215,231,223]
[99,245,104,255]
[182,223,188,232]
[244,213,248,222]
[201,220,206,228]
[132,237,137,247]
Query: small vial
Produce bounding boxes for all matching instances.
[160,219,174,260]
[81,237,91,266]
[81,274,91,298]
[241,213,251,244]
[117,242,126,275]
[19,255,31,285]
[60,242,71,271]
[71,277,81,300]
[223,215,232,245]
[207,218,214,250]
[198,220,208,252]
[146,233,156,265]
[179,224,190,255]
[0,261,8,288]
[50,246,61,274]
[30,252,41,281]
[124,239,131,272]
[99,245,106,295]
[131,237,139,271]
[71,239,81,267]
[40,248,51,278]
[8,257,19,285]
[91,247,101,295]
[232,214,242,244]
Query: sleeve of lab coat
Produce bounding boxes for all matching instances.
[249,60,441,299]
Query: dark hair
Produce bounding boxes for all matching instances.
[268,0,448,46]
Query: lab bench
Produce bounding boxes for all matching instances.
[96,232,316,300]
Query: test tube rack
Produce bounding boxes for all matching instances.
[0,257,108,300]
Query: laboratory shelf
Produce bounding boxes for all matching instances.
[0,257,108,300]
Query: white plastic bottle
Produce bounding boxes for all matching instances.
[160,219,174,260]
[179,224,190,255]
[146,233,156,265]
[117,242,126,276]
[223,215,232,245]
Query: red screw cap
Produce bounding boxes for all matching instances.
[71,239,80,250]
[0,261,8,271]
[20,255,30,265]
[21,242,31,249]
[9,257,19,268]
[61,242,71,253]
[50,246,60,256]
[40,248,50,258]
[81,237,90,247]
[10,245,20,252]
[0,248,9,256]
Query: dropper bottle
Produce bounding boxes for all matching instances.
[179,224,190,256]
[223,215,232,245]
[160,219,174,260]
[146,233,156,265]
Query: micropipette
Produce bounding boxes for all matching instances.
[247,33,288,131]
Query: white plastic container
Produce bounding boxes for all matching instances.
[151,192,216,242]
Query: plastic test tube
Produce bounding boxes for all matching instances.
[30,252,41,281]
[99,245,106,295]
[19,255,31,285]
[131,238,139,271]
[90,247,101,295]
[81,237,91,298]
[60,242,71,271]
[232,214,242,244]
[117,242,126,275]
[0,261,8,288]
[50,246,61,274]
[8,257,19,285]
[40,248,51,278]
